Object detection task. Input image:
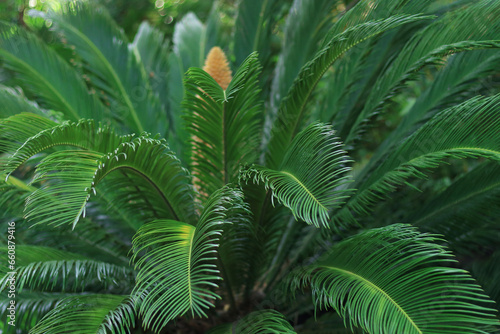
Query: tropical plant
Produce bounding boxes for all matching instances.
[1,0,500,333]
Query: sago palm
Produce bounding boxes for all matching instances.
[1,0,500,333]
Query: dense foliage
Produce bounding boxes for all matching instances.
[1,0,500,333]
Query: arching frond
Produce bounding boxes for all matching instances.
[233,0,276,68]
[207,309,296,334]
[0,113,58,154]
[342,0,500,144]
[286,224,500,334]
[408,162,500,255]
[241,122,352,228]
[2,118,131,176]
[184,52,262,198]
[332,94,500,226]
[0,291,70,333]
[0,85,45,118]
[0,245,133,292]
[32,2,166,135]
[21,137,194,227]
[269,0,338,116]
[0,23,106,121]
[354,49,500,184]
[266,14,432,168]
[130,187,240,331]
[30,294,135,334]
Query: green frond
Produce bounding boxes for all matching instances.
[0,245,133,293]
[0,175,34,219]
[355,49,500,183]
[412,162,500,227]
[233,0,276,67]
[266,14,432,169]
[208,309,296,334]
[2,118,132,176]
[332,94,500,226]
[215,187,255,294]
[32,2,166,135]
[168,12,211,162]
[0,113,58,154]
[0,291,70,333]
[286,224,500,334]
[0,23,106,121]
[342,0,500,144]
[473,251,500,306]
[183,52,262,198]
[0,85,45,118]
[269,0,339,119]
[173,12,208,70]
[241,122,353,228]
[131,22,189,156]
[130,187,240,331]
[408,162,500,255]
[16,136,194,227]
[30,294,135,334]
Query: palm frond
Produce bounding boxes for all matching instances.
[208,309,296,334]
[266,14,432,169]
[0,23,106,121]
[183,52,262,198]
[0,85,45,118]
[0,175,34,219]
[32,2,166,135]
[0,291,70,333]
[0,112,58,154]
[2,118,131,176]
[408,162,500,255]
[269,0,339,119]
[130,187,239,331]
[30,294,135,334]
[285,224,500,334]
[355,49,500,184]
[342,0,500,144]
[17,136,194,227]
[0,245,133,293]
[132,22,180,147]
[241,122,352,228]
[233,0,276,68]
[412,162,500,227]
[332,94,500,226]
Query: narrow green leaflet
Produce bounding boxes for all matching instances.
[266,14,432,169]
[207,309,296,334]
[32,2,166,135]
[332,94,500,226]
[0,245,133,292]
[30,295,135,334]
[183,52,262,198]
[0,24,106,121]
[241,122,352,228]
[130,187,239,331]
[286,224,500,334]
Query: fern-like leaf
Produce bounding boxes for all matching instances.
[241,122,352,228]
[286,224,500,334]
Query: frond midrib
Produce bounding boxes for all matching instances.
[322,265,422,334]
[98,165,181,221]
[280,171,328,211]
[187,226,195,316]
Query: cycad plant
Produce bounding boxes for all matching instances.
[1,0,500,333]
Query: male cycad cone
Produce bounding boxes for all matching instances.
[203,47,232,90]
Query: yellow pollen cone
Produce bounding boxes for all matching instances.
[203,47,232,90]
